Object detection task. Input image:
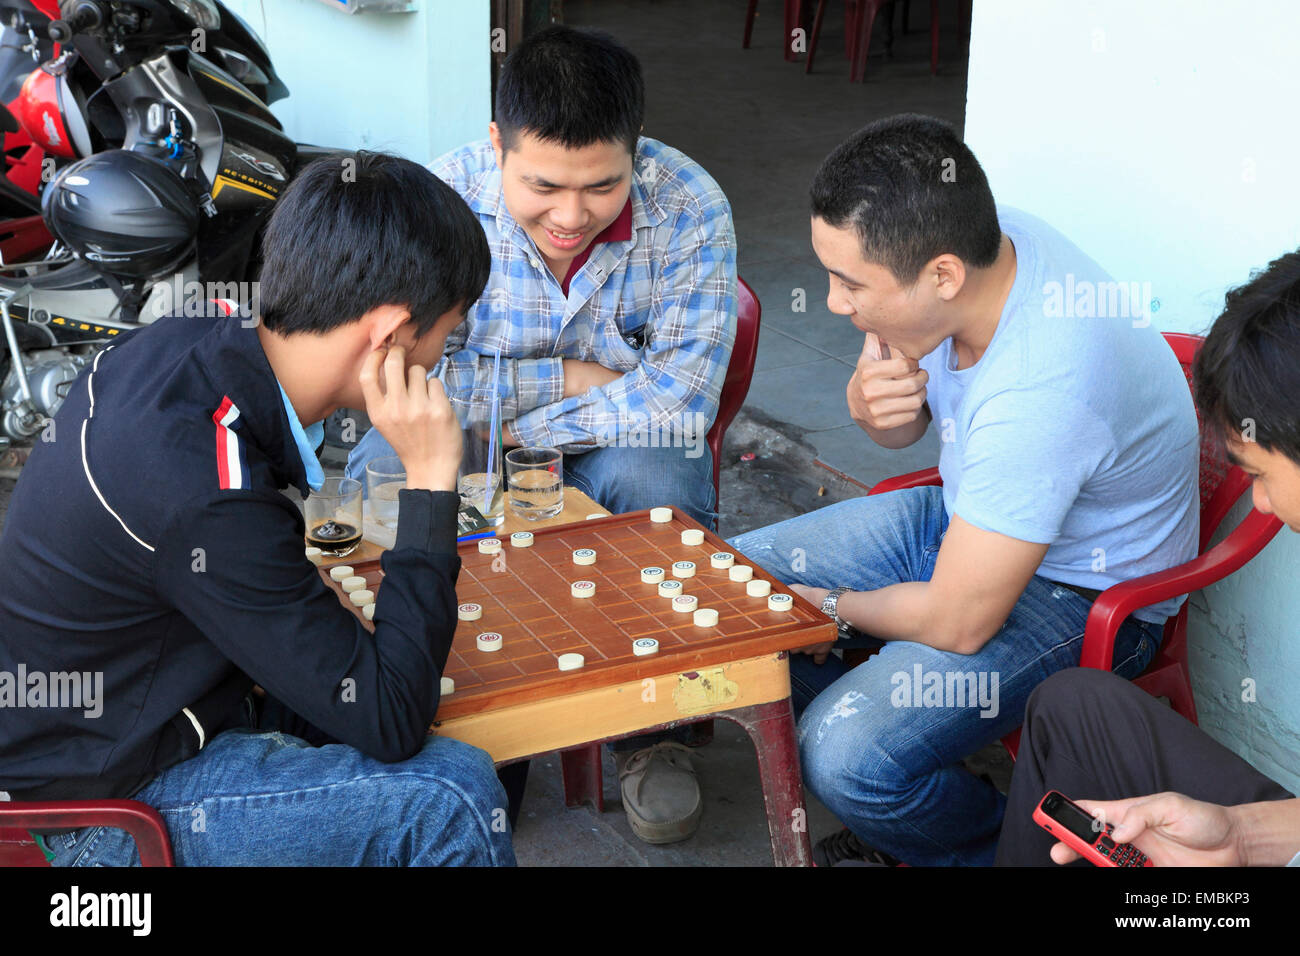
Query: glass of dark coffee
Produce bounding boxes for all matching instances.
[305,477,364,556]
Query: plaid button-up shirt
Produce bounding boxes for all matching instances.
[431,137,737,453]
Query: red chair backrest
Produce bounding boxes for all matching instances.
[706,276,762,499]
[1161,332,1253,551]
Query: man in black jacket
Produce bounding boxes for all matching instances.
[0,152,515,866]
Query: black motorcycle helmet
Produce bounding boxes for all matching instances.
[42,148,199,280]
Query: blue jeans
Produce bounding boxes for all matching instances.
[727,486,1162,866]
[346,427,718,530]
[41,729,516,866]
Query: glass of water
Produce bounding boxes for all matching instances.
[363,455,404,549]
[451,391,505,528]
[505,447,564,520]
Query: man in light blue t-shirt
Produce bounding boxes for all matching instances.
[729,114,1199,867]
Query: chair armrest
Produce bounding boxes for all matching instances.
[1079,509,1284,671]
[869,466,942,495]
[0,800,174,866]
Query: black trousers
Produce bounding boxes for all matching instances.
[995,667,1293,866]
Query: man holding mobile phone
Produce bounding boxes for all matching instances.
[996,251,1300,867]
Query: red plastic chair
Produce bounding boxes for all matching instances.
[0,800,174,867]
[806,0,939,80]
[867,332,1284,758]
[706,276,763,505]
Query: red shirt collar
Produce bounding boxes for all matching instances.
[560,198,634,295]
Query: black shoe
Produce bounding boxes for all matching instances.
[812,828,902,867]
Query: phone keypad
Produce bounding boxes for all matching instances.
[1097,830,1149,866]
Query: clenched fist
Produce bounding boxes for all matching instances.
[847,332,929,433]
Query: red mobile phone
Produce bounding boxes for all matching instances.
[1033,791,1153,867]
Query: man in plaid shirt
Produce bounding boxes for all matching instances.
[349,28,735,531]
[348,26,737,844]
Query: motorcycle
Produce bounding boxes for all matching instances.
[0,0,328,444]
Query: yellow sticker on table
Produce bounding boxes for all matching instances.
[673,667,739,715]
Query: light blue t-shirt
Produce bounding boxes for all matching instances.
[919,207,1199,623]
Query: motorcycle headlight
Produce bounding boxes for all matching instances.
[172,0,221,32]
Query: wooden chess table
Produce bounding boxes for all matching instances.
[320,490,828,865]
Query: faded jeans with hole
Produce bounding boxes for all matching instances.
[727,486,1162,866]
[40,725,516,867]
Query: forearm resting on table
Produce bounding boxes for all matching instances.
[1231,798,1300,866]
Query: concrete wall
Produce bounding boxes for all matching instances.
[221,0,489,162]
[965,0,1300,792]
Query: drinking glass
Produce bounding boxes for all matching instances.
[451,389,505,527]
[506,447,564,520]
[363,455,404,549]
[305,476,364,556]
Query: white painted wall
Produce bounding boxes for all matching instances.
[221,0,489,162]
[965,0,1300,792]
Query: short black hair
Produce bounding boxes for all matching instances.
[495,25,644,154]
[258,151,489,337]
[1194,250,1300,466]
[810,114,1002,284]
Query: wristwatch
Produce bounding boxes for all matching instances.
[820,586,854,635]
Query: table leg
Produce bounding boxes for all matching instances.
[720,697,813,866]
[560,743,605,812]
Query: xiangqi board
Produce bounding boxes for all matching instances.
[319,507,835,719]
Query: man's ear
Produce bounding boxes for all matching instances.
[931,254,967,302]
[363,304,412,351]
[489,122,505,170]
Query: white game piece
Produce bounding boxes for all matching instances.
[571,580,596,599]
[478,537,501,554]
[557,652,585,671]
[768,593,794,613]
[440,676,455,695]
[329,565,355,582]
[632,638,659,657]
[710,552,735,569]
[658,580,684,598]
[363,604,376,622]
[305,547,324,566]
[672,594,699,614]
[641,566,666,584]
[340,575,367,593]
[510,531,534,548]
[476,631,503,652]
[671,561,696,579]
[693,608,719,627]
[585,513,606,520]
[729,564,754,582]
[572,548,597,566]
[349,589,374,607]
[649,507,673,523]
[458,602,483,621]
[746,579,772,598]
[680,528,705,546]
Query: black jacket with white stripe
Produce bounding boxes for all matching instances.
[0,310,461,801]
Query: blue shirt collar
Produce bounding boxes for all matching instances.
[276,383,325,492]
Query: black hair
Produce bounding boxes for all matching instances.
[495,25,644,154]
[810,113,1002,284]
[258,151,489,337]
[1194,250,1300,465]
